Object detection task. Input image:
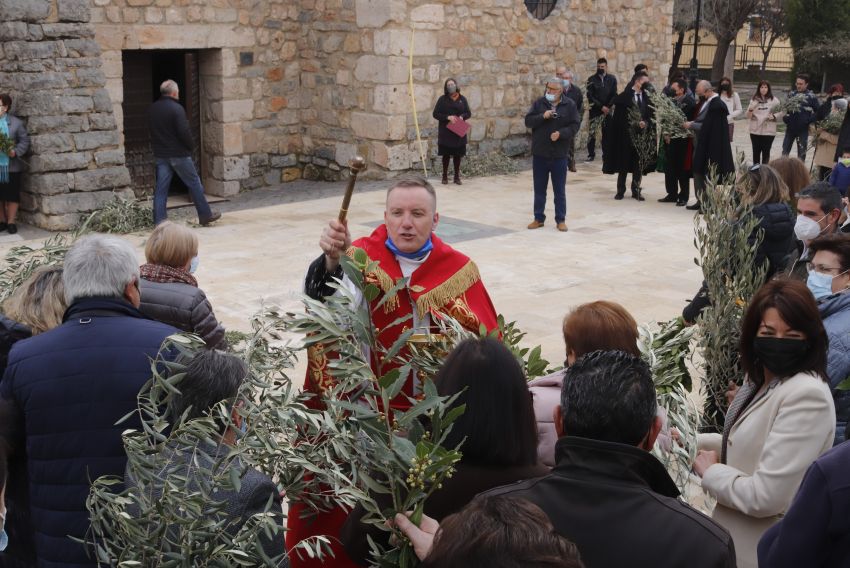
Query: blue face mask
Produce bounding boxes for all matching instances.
[385,236,433,260]
[189,256,199,274]
[0,528,6,552]
[545,93,556,102]
[562,79,571,90]
[807,270,837,300]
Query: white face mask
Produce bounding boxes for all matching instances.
[794,214,827,243]
[189,256,199,274]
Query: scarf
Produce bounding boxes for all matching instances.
[140,263,198,287]
[0,116,9,183]
[449,92,460,101]
[385,235,433,260]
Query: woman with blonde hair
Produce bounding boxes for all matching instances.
[139,221,226,349]
[769,156,810,204]
[3,266,66,336]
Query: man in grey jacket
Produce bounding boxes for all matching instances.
[0,93,30,235]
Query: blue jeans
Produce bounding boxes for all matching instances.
[532,155,568,223]
[154,157,213,224]
[782,128,809,161]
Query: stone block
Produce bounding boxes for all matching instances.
[62,39,100,57]
[30,133,74,154]
[73,130,120,151]
[30,152,91,173]
[370,141,411,171]
[0,0,51,22]
[23,212,81,231]
[126,0,154,5]
[335,142,358,166]
[222,123,244,155]
[354,55,408,84]
[205,178,241,197]
[144,7,163,23]
[24,172,74,196]
[92,89,113,112]
[89,113,117,130]
[58,0,91,22]
[354,0,405,28]
[38,190,118,215]
[264,170,281,186]
[469,120,487,142]
[41,23,94,38]
[350,111,406,141]
[94,150,125,167]
[270,153,298,168]
[59,96,94,114]
[74,166,132,191]
[0,23,29,41]
[410,4,445,30]
[282,167,301,182]
[75,68,106,87]
[3,41,66,61]
[502,137,529,157]
[373,83,433,114]
[27,114,86,134]
[212,156,250,180]
[374,29,437,56]
[215,99,254,122]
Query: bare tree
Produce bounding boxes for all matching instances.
[702,0,761,81]
[671,0,697,77]
[753,0,788,71]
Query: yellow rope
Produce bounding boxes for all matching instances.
[409,26,428,177]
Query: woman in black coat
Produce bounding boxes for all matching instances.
[432,78,471,185]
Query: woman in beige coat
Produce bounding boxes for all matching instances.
[747,80,783,164]
[694,279,835,568]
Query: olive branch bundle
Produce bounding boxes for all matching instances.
[817,109,845,136]
[628,105,656,175]
[0,131,15,156]
[778,93,813,116]
[647,91,692,140]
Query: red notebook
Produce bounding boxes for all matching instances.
[447,119,470,138]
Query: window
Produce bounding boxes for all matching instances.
[525,0,557,19]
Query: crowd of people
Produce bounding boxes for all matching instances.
[1,62,850,568]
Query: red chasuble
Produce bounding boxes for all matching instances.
[288,225,499,568]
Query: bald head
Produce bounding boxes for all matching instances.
[696,80,713,98]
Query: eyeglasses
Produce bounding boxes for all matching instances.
[806,262,848,276]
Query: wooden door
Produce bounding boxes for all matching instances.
[122,51,155,195]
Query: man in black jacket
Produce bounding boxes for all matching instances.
[585,58,617,162]
[524,78,581,232]
[782,74,820,161]
[482,350,736,568]
[148,79,221,226]
[685,80,734,212]
[556,66,583,172]
[659,78,697,206]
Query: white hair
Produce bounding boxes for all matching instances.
[62,234,140,305]
[545,76,562,86]
[160,79,179,96]
[833,98,848,112]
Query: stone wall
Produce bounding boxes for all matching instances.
[0,0,133,230]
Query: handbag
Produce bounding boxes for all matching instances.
[447,119,470,138]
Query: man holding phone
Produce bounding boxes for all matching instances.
[524,77,581,232]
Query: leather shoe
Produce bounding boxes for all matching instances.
[676,200,687,206]
[685,201,702,211]
[7,223,17,234]
[568,163,577,173]
[527,220,544,229]
[658,196,678,203]
[200,210,222,226]
[631,191,645,202]
[614,193,625,200]
[453,177,462,185]
[556,222,568,232]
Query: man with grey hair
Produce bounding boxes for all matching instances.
[148,79,221,226]
[0,234,178,567]
[556,66,583,173]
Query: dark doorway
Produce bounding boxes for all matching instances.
[122,49,203,197]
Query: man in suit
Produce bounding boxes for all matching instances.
[480,350,736,568]
[659,78,697,206]
[124,349,287,565]
[556,67,583,173]
[684,80,734,212]
[603,72,654,201]
[585,58,617,162]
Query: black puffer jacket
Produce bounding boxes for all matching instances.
[0,315,30,372]
[139,280,227,350]
[751,202,797,278]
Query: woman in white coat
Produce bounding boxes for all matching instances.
[719,76,743,142]
[694,278,835,568]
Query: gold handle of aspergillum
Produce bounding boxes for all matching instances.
[338,156,367,223]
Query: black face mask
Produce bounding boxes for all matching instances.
[597,68,605,75]
[752,337,809,377]
[720,84,730,92]
[698,94,707,102]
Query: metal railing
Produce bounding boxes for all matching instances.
[676,43,794,72]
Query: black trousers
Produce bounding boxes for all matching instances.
[588,109,603,158]
[616,168,642,196]
[664,138,690,202]
[750,134,774,164]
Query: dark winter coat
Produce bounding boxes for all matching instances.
[782,90,820,135]
[432,94,471,149]
[563,83,583,116]
[602,87,655,175]
[586,72,617,114]
[758,441,850,567]
[693,96,735,176]
[0,315,29,372]
[816,95,845,122]
[139,279,227,350]
[0,297,177,568]
[148,96,194,159]
[481,437,736,568]
[829,163,850,196]
[339,461,549,565]
[524,95,580,160]
[751,202,796,279]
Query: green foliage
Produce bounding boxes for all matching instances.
[0,233,74,305]
[787,0,850,50]
[777,93,814,116]
[458,152,520,178]
[817,109,846,136]
[693,164,768,432]
[628,105,656,175]
[78,195,154,234]
[498,316,556,380]
[647,91,692,140]
[0,131,15,155]
[575,111,605,153]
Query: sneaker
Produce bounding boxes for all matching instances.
[527,220,544,229]
[556,222,568,232]
[200,210,221,226]
[7,223,17,234]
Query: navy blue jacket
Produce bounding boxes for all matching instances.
[829,163,850,197]
[148,96,194,159]
[817,291,850,445]
[758,441,850,567]
[0,298,177,568]
[524,96,580,159]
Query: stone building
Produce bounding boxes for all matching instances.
[0,0,673,230]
